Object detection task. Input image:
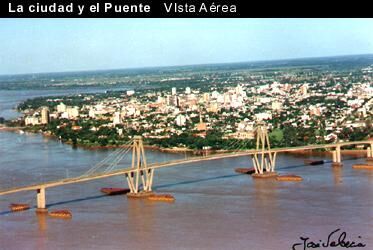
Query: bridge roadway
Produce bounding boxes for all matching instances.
[0,140,371,196]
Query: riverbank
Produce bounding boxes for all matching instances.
[0,125,370,156]
[0,125,25,132]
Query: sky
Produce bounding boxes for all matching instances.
[1,18,373,75]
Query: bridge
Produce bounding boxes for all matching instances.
[0,124,372,212]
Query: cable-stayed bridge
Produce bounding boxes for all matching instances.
[0,124,372,212]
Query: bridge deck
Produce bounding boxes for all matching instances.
[0,140,371,196]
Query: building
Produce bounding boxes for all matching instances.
[25,116,40,126]
[167,95,179,107]
[113,111,122,125]
[300,84,308,96]
[175,114,187,126]
[40,107,50,124]
[157,96,165,104]
[271,101,282,111]
[89,108,96,118]
[207,102,219,113]
[255,112,272,121]
[66,106,80,119]
[224,131,255,140]
[185,87,191,94]
[127,90,135,96]
[171,87,177,95]
[56,103,67,113]
[235,84,244,95]
[203,93,210,103]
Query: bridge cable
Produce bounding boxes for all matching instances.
[81,139,134,176]
[104,145,133,172]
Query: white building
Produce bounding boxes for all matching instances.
[127,90,135,96]
[157,96,165,104]
[255,112,272,121]
[66,106,80,119]
[175,114,187,126]
[271,101,282,111]
[89,108,96,118]
[56,103,67,113]
[113,111,122,125]
[25,116,40,126]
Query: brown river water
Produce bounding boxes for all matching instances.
[0,130,372,250]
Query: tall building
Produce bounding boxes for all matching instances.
[223,93,231,105]
[113,111,122,125]
[157,96,165,104]
[300,84,308,96]
[175,114,186,126]
[167,95,179,107]
[41,107,50,124]
[185,87,191,94]
[171,87,177,95]
[235,84,244,95]
[173,96,180,107]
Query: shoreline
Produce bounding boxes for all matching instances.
[0,125,370,156]
[0,125,25,132]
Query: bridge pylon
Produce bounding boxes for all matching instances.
[125,136,154,195]
[251,123,277,177]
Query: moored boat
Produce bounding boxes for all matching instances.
[9,203,30,212]
[305,160,325,165]
[352,164,373,170]
[101,187,130,195]
[147,194,175,202]
[49,210,72,219]
[276,174,303,182]
[234,167,255,174]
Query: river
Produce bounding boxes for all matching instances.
[0,87,129,120]
[0,89,372,250]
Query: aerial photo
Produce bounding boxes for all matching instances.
[0,19,372,250]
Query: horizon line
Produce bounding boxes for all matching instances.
[1,52,373,77]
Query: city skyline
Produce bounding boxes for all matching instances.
[1,18,373,75]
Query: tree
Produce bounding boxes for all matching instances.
[269,128,284,147]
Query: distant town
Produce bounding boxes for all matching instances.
[2,56,372,151]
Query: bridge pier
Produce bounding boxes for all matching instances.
[332,145,343,167]
[36,187,48,213]
[367,146,373,163]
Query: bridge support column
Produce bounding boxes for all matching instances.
[36,187,48,213]
[126,136,154,198]
[332,145,343,167]
[367,145,373,163]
